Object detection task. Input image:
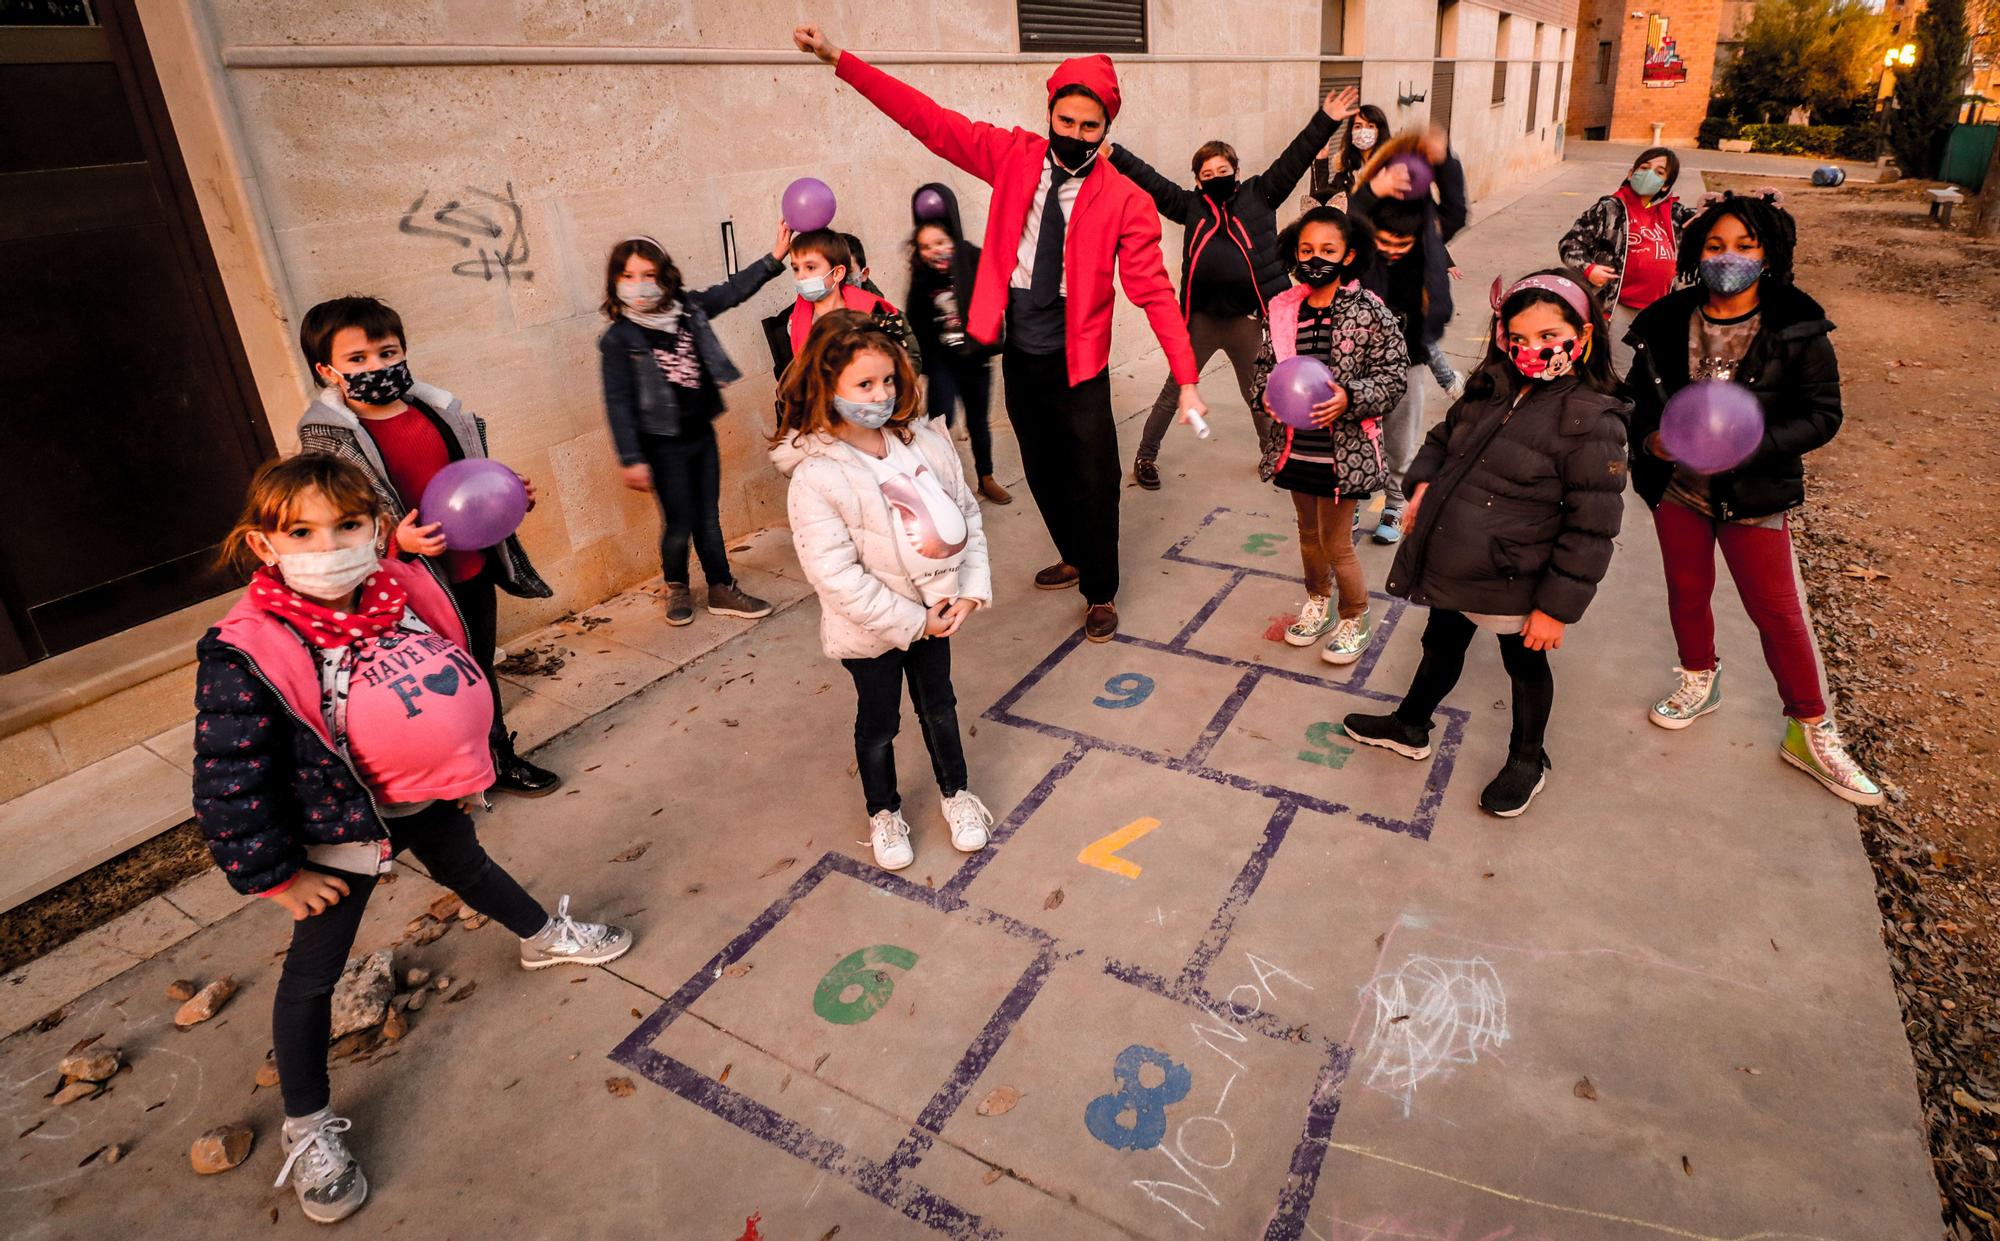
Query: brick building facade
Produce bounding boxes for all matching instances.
[1567,0,1725,143]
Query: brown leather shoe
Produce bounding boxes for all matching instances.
[1133,457,1162,490]
[1084,603,1118,643]
[978,474,1013,505]
[1034,562,1080,591]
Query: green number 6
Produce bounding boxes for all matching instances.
[812,944,920,1025]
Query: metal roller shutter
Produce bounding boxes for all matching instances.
[1018,0,1148,53]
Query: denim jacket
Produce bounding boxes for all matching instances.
[599,253,785,461]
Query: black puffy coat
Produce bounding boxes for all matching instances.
[1386,376,1631,623]
[1622,282,1842,521]
[903,182,996,366]
[192,635,386,895]
[1107,107,1341,314]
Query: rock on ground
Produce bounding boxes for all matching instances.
[329,950,394,1040]
[188,1124,252,1175]
[59,1049,121,1082]
[172,978,236,1029]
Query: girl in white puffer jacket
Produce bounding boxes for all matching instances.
[771,310,996,871]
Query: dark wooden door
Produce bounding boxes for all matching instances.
[0,0,271,670]
[1433,62,1456,139]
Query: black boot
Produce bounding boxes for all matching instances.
[493,732,561,797]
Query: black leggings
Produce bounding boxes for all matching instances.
[638,429,731,588]
[1393,609,1554,761]
[841,637,968,816]
[270,802,547,1117]
[925,355,995,480]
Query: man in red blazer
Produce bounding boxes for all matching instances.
[794,23,1206,642]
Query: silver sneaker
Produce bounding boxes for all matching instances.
[1284,595,1334,647]
[940,790,993,852]
[1781,717,1885,807]
[519,895,634,970]
[1650,663,1722,730]
[865,809,915,870]
[275,1114,368,1225]
[1321,609,1374,666]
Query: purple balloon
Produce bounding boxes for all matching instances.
[782,177,837,231]
[1660,380,1765,474]
[419,459,529,551]
[1266,355,1338,430]
[914,187,949,221]
[1391,153,1435,199]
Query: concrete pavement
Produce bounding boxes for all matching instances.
[0,157,1936,1240]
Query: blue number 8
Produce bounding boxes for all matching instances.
[1093,672,1155,710]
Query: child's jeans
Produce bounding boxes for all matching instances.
[925,355,996,480]
[1423,344,1460,391]
[639,428,731,588]
[1379,365,1427,514]
[270,802,547,1118]
[842,637,968,816]
[1290,492,1367,618]
[1394,609,1554,761]
[1652,499,1827,719]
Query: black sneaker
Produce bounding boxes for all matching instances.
[1340,711,1433,760]
[494,733,562,798]
[1133,457,1162,490]
[1479,752,1551,818]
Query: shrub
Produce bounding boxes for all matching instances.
[1699,117,1744,149]
[1737,122,1876,158]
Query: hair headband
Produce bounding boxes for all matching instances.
[1489,273,1593,349]
[621,234,665,250]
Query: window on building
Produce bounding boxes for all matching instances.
[1018,0,1147,53]
[1436,0,1459,57]
[1322,0,1346,55]
[1527,60,1541,131]
[1595,40,1612,83]
[1493,15,1512,105]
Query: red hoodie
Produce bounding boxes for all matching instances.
[834,52,1197,388]
[1615,185,1679,311]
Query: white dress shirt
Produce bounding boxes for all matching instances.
[1010,155,1087,296]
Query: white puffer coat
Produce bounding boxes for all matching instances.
[771,420,993,660]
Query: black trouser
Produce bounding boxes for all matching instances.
[446,567,509,752]
[1393,609,1554,761]
[638,428,731,589]
[1001,346,1120,604]
[841,637,967,816]
[925,354,995,479]
[270,802,547,1117]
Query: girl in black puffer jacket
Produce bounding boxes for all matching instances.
[1345,269,1630,818]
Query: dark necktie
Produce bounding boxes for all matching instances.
[1028,162,1072,310]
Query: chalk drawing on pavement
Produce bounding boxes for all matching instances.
[1358,955,1509,1118]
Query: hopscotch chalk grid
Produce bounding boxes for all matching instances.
[612,508,1464,1238]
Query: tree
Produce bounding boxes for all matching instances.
[1720,0,1889,122]
[1889,0,1974,178]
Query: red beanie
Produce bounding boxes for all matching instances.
[1046,54,1121,122]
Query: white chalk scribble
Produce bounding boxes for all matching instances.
[1358,955,1508,1117]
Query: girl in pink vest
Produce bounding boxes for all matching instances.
[193,456,633,1224]
[1251,206,1410,667]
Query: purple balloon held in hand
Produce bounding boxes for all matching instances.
[1660,380,1765,475]
[1390,153,1434,199]
[1266,356,1338,429]
[782,177,837,231]
[913,187,949,221]
[419,459,529,551]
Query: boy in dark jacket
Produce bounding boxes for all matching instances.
[599,225,789,626]
[761,230,918,381]
[1108,83,1360,489]
[1346,270,1629,818]
[296,295,560,796]
[907,182,1011,503]
[1621,190,1879,807]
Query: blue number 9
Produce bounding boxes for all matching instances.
[1093,672,1155,710]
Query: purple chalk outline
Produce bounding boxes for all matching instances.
[610,506,1451,1238]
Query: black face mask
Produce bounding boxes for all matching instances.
[1048,130,1103,173]
[1199,175,1239,201]
[1295,257,1344,287]
[337,360,413,406]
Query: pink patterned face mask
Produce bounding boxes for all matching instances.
[1510,336,1580,381]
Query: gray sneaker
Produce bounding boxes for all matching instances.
[707,580,773,620]
[664,583,695,627]
[520,895,635,970]
[275,1114,368,1224]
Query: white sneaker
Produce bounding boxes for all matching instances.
[1284,595,1334,647]
[275,1114,368,1224]
[866,809,915,870]
[940,790,993,852]
[519,895,634,970]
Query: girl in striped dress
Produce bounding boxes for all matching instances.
[1252,206,1410,665]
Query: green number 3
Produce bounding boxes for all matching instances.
[1241,532,1288,557]
[811,944,920,1025]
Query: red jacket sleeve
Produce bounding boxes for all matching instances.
[1115,188,1199,386]
[834,52,1011,186]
